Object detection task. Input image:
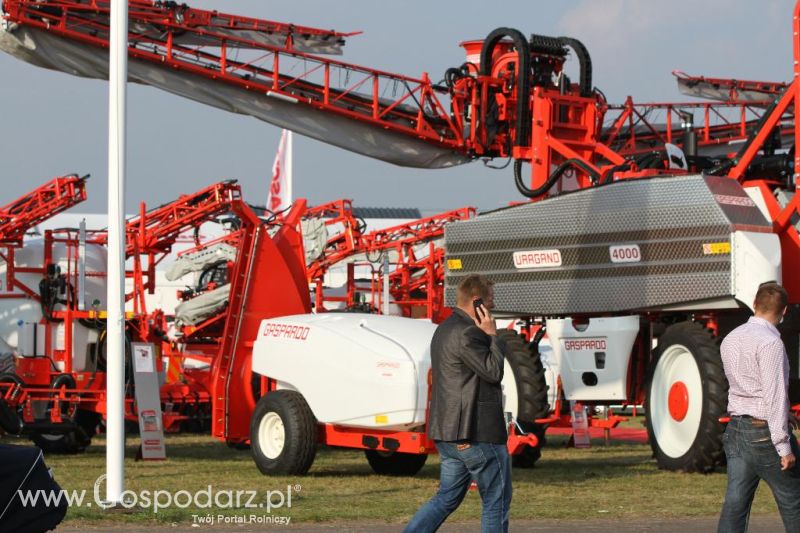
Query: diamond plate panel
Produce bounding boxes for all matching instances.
[444,175,761,315]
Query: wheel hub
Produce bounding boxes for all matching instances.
[650,343,704,458]
[258,412,285,459]
[668,381,689,422]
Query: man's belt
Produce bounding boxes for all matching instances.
[733,414,768,426]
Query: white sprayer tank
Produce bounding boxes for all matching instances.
[0,238,107,356]
[253,313,436,431]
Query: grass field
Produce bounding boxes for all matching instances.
[0,424,783,527]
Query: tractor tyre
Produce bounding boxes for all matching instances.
[29,374,99,454]
[31,409,101,455]
[365,450,428,476]
[497,329,550,468]
[645,321,728,472]
[0,372,24,435]
[509,423,547,468]
[250,390,317,475]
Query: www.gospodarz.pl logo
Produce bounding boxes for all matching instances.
[14,474,299,516]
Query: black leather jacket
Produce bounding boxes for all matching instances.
[427,308,509,444]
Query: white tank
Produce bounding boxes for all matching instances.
[252,313,436,431]
[0,238,107,353]
[547,316,640,401]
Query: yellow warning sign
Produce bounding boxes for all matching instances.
[375,415,388,424]
[702,242,731,255]
[447,259,463,270]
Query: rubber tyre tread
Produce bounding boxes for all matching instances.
[364,450,427,476]
[0,373,23,434]
[645,321,728,473]
[496,330,550,468]
[250,390,318,476]
[31,410,100,454]
[496,330,550,420]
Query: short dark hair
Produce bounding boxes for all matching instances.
[456,275,494,306]
[754,282,788,315]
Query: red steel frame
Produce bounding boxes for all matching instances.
[1,1,465,154]
[602,98,793,157]
[303,199,364,282]
[673,70,789,101]
[712,2,800,302]
[0,174,87,246]
[362,207,475,322]
[0,179,480,454]
[1,181,252,433]
[4,1,791,200]
[0,174,88,300]
[302,204,475,322]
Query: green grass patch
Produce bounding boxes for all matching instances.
[0,428,781,527]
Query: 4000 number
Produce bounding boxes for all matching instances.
[609,244,641,263]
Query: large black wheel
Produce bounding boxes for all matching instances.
[0,372,24,435]
[0,353,15,375]
[28,374,99,454]
[365,449,428,476]
[250,390,317,475]
[645,321,728,472]
[31,409,101,455]
[497,330,550,468]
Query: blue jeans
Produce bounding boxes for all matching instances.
[718,416,800,532]
[405,440,512,533]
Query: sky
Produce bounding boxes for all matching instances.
[0,0,794,216]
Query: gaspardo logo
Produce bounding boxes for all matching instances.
[14,473,299,522]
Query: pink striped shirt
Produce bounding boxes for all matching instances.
[720,316,790,457]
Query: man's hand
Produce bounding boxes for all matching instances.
[473,304,497,336]
[781,453,796,471]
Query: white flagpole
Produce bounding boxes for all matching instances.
[106,0,128,505]
[285,130,293,205]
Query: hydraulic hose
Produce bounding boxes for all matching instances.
[481,28,531,148]
[51,373,77,417]
[635,151,666,170]
[444,63,472,89]
[444,67,463,89]
[557,37,593,97]
[514,158,601,198]
[601,162,631,184]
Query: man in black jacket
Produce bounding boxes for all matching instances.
[405,274,511,533]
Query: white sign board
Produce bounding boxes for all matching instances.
[131,342,166,460]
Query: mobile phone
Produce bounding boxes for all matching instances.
[472,298,484,318]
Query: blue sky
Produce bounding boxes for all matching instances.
[0,0,793,215]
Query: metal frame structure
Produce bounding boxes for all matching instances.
[0,175,87,246]
[0,178,504,457]
[4,0,800,473]
[1,0,463,156]
[0,174,88,300]
[3,1,793,191]
[1,180,253,436]
[602,97,793,157]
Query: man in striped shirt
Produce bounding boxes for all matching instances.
[718,282,800,533]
